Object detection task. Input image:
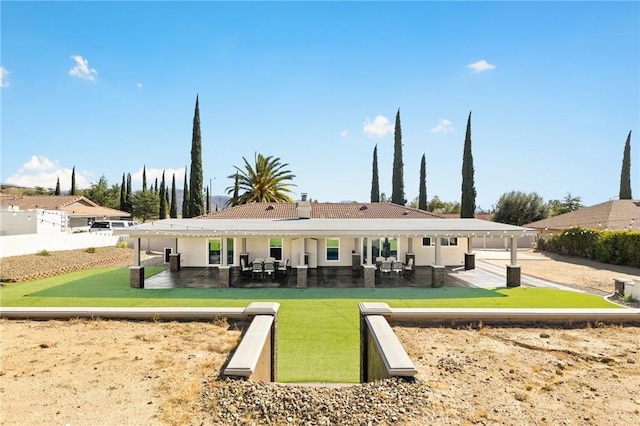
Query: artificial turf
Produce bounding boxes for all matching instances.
[0,267,621,383]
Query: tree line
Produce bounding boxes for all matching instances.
[38,95,632,226]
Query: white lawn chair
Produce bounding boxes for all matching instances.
[379,261,392,277]
[263,260,276,279]
[392,261,404,277]
[251,261,264,279]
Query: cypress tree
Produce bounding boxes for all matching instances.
[461,111,476,218]
[70,166,76,195]
[188,95,205,217]
[55,177,61,196]
[391,109,406,205]
[159,171,167,219]
[126,173,132,213]
[371,144,380,202]
[619,131,633,200]
[119,173,126,211]
[182,167,190,218]
[142,165,147,192]
[154,178,158,195]
[170,174,178,218]
[418,154,427,211]
[165,187,169,216]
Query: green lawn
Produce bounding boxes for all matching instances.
[0,267,620,383]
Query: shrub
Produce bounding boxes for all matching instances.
[117,241,128,249]
[540,227,640,268]
[85,247,96,254]
[36,249,50,256]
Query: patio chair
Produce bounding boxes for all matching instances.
[263,260,276,280]
[379,261,392,277]
[392,261,404,277]
[277,259,289,277]
[403,258,414,276]
[240,258,252,276]
[251,261,264,280]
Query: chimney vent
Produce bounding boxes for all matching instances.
[301,193,308,201]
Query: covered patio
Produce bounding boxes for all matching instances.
[121,202,537,290]
[141,265,478,289]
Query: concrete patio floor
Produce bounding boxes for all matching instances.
[141,263,522,290]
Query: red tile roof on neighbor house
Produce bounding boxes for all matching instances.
[0,195,130,218]
[525,200,640,232]
[197,202,443,220]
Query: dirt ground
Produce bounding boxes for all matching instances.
[482,249,640,294]
[1,249,639,425]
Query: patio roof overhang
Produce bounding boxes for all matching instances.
[118,218,537,239]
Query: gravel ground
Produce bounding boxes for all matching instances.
[2,247,639,425]
[0,246,160,282]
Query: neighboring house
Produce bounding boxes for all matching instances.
[0,195,130,236]
[526,200,640,234]
[122,199,536,287]
[440,212,535,249]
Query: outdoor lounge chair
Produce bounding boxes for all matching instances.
[403,258,414,276]
[277,259,289,277]
[392,261,404,277]
[240,258,252,276]
[251,261,264,279]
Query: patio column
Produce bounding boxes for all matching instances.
[367,237,373,265]
[465,237,475,270]
[296,237,307,287]
[221,238,227,266]
[506,236,521,287]
[431,237,444,287]
[130,237,145,288]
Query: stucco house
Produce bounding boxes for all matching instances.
[0,195,130,235]
[526,200,640,233]
[124,198,536,288]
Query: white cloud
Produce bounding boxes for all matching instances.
[137,82,143,88]
[363,115,393,137]
[6,156,90,191]
[23,155,57,171]
[0,66,9,88]
[340,130,349,138]
[430,119,454,133]
[467,59,496,73]
[69,55,98,81]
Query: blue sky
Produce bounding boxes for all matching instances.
[1,1,638,210]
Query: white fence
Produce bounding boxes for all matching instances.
[0,232,121,257]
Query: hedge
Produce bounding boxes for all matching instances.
[537,227,640,267]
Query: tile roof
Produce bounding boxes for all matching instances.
[526,200,640,231]
[0,195,130,218]
[197,202,443,220]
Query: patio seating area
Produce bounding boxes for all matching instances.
[143,265,470,289]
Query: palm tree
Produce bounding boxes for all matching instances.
[226,153,296,205]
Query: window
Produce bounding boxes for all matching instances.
[440,237,458,246]
[326,238,340,261]
[227,238,234,265]
[371,239,380,258]
[381,238,398,258]
[269,237,283,261]
[209,239,221,265]
[422,237,432,246]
